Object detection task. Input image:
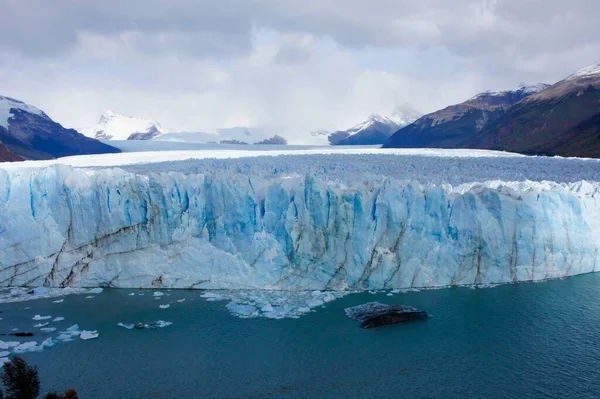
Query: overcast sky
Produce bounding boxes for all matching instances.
[1,0,599,139]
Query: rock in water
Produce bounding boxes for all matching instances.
[345,302,427,328]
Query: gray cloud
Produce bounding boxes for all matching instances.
[0,0,599,140]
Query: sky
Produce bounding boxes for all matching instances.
[1,0,599,141]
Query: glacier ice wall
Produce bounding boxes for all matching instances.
[1,164,599,290]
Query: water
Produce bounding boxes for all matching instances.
[2,275,600,398]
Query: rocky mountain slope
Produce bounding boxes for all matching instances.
[0,95,120,160]
[382,85,548,149]
[468,64,600,157]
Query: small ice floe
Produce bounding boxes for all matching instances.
[387,293,394,296]
[52,299,64,303]
[128,293,136,296]
[53,317,65,322]
[176,298,186,303]
[118,320,172,329]
[29,287,49,296]
[85,296,94,299]
[57,325,82,342]
[153,292,164,297]
[32,315,52,321]
[200,292,225,301]
[33,322,49,328]
[137,293,144,296]
[87,288,104,294]
[41,338,57,347]
[13,342,42,353]
[0,341,19,350]
[40,327,57,332]
[11,328,18,332]
[80,330,99,340]
[0,351,9,357]
[159,304,170,309]
[0,358,9,365]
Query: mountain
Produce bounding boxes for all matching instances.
[328,107,422,146]
[467,64,600,157]
[0,141,23,162]
[0,95,120,160]
[382,84,549,149]
[81,110,166,140]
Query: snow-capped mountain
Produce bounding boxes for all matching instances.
[81,110,166,140]
[0,95,120,161]
[327,107,422,146]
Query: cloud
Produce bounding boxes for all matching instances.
[0,0,599,141]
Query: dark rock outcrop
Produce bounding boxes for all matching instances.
[255,135,288,145]
[345,302,427,328]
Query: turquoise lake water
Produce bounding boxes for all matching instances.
[2,275,600,398]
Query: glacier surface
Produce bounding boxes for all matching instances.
[2,150,600,290]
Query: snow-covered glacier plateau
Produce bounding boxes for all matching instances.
[2,148,600,291]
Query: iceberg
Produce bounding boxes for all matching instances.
[2,152,600,292]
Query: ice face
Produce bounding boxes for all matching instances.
[1,158,600,291]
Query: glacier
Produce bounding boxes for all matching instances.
[1,150,600,291]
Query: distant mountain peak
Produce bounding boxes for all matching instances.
[81,111,165,140]
[566,63,600,81]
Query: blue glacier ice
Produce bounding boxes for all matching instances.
[1,150,600,291]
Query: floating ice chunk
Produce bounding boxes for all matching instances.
[85,296,94,299]
[29,287,49,296]
[53,317,65,322]
[153,320,172,328]
[176,298,186,303]
[153,292,164,297]
[66,324,80,331]
[128,293,136,296]
[11,328,18,332]
[118,323,134,330]
[226,303,258,318]
[137,293,144,296]
[57,334,74,342]
[0,351,9,357]
[87,288,104,294]
[34,322,49,328]
[80,330,99,340]
[41,338,57,347]
[159,304,170,309]
[261,303,274,312]
[0,358,9,365]
[387,293,394,296]
[306,298,324,308]
[32,315,52,321]
[52,299,64,303]
[13,342,38,352]
[40,327,57,332]
[200,292,226,301]
[0,341,19,350]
